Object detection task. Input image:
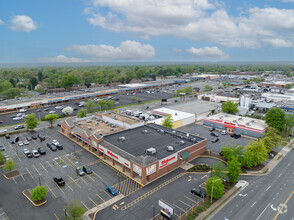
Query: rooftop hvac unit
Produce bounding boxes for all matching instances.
[246,123,250,126]
[88,127,92,130]
[159,130,165,135]
[146,147,156,155]
[233,120,237,123]
[179,140,185,146]
[87,119,92,123]
[167,146,174,152]
[98,132,103,136]
[172,131,176,135]
[186,133,190,137]
[192,138,197,143]
[141,130,148,135]
[96,122,99,125]
[108,111,111,114]
[110,128,114,131]
[118,136,126,142]
[251,120,255,123]
[238,118,242,120]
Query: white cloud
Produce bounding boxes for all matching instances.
[187,46,229,59]
[86,1,294,49]
[0,19,4,25]
[10,15,38,32]
[38,55,89,63]
[65,40,155,61]
[262,38,293,48]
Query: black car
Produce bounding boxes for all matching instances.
[47,143,57,151]
[38,134,46,142]
[83,165,92,174]
[0,145,5,151]
[191,188,206,198]
[37,147,46,155]
[53,176,65,186]
[26,137,32,141]
[31,135,37,140]
[44,108,50,111]
[5,134,10,139]
[57,123,61,127]
[212,138,219,143]
[10,115,17,118]
[210,132,219,137]
[73,108,78,111]
[209,127,215,132]
[56,144,63,150]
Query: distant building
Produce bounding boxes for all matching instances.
[260,81,293,88]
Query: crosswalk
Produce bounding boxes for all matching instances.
[0,208,9,220]
[112,178,142,197]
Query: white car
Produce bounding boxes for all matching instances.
[13,117,22,121]
[19,109,27,113]
[49,111,56,114]
[221,130,227,135]
[18,141,24,146]
[32,150,40,158]
[0,129,7,133]
[52,140,59,145]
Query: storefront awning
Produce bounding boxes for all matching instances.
[180,150,190,160]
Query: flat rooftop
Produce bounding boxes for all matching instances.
[151,107,195,121]
[103,123,205,160]
[205,113,267,131]
[97,112,141,125]
[168,100,217,115]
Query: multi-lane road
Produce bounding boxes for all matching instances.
[211,147,294,220]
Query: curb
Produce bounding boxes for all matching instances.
[197,155,228,165]
[22,190,47,207]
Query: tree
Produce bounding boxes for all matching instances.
[66,200,86,220]
[221,141,244,162]
[131,96,137,103]
[212,162,227,180]
[44,113,58,127]
[62,106,73,116]
[106,100,115,108]
[262,127,281,152]
[3,159,17,171]
[227,157,242,183]
[243,79,251,84]
[85,100,97,113]
[162,115,173,128]
[60,74,80,89]
[29,77,38,90]
[243,139,268,168]
[265,108,286,132]
[31,186,48,201]
[285,114,294,134]
[77,108,87,118]
[206,177,224,199]
[184,86,193,94]
[1,88,21,99]
[221,101,239,114]
[285,84,293,89]
[137,98,142,104]
[204,85,213,91]
[0,152,5,162]
[0,80,13,92]
[25,113,39,130]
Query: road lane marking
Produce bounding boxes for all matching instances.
[80,201,89,210]
[273,190,294,220]
[85,174,96,182]
[25,167,33,178]
[103,190,111,198]
[256,202,270,220]
[46,160,55,170]
[12,177,17,184]
[266,186,271,191]
[287,162,291,167]
[40,162,48,173]
[96,193,105,202]
[78,176,88,185]
[19,172,25,181]
[251,201,256,207]
[92,171,102,179]
[46,184,57,198]
[66,183,74,191]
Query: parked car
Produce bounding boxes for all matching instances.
[52,140,59,145]
[0,129,7,133]
[209,127,215,132]
[4,154,9,161]
[210,132,219,137]
[19,109,27,113]
[76,167,85,176]
[0,121,3,124]
[26,137,32,141]
[36,109,42,112]
[49,111,56,114]
[231,133,241,139]
[32,150,40,158]
[44,108,50,111]
[23,140,29,145]
[0,145,5,151]
[106,186,117,196]
[14,125,25,130]
[191,188,206,198]
[56,144,63,150]
[38,134,46,142]
[219,151,224,156]
[18,141,24,147]
[47,143,57,151]
[53,176,65,186]
[23,148,33,158]
[221,130,227,135]
[212,138,219,143]
[31,135,37,140]
[5,134,10,139]
[38,147,46,155]
[83,165,92,174]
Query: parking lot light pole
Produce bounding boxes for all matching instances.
[211,179,221,203]
[151,205,155,218]
[39,176,41,186]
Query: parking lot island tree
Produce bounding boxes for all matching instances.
[212,161,227,180]
[31,186,48,201]
[162,115,173,128]
[285,114,294,134]
[265,108,286,132]
[44,113,58,127]
[221,101,239,114]
[206,177,224,200]
[243,139,268,168]
[227,156,242,183]
[262,127,281,152]
[221,141,244,162]
[77,108,87,118]
[131,96,137,103]
[3,158,17,171]
[0,152,5,163]
[204,85,213,91]
[85,100,97,113]
[25,113,39,130]
[66,200,86,220]
[62,106,73,116]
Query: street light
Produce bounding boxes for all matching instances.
[211,179,222,203]
[151,205,155,218]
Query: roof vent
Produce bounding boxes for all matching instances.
[238,118,242,120]
[98,132,102,136]
[118,136,126,142]
[233,120,237,123]
[141,130,148,135]
[186,133,190,137]
[167,146,174,152]
[96,122,99,125]
[172,130,176,135]
[110,128,114,131]
[88,127,92,130]
[246,123,250,126]
[251,120,255,123]
[159,130,165,135]
[179,140,185,146]
[192,138,197,143]
[78,122,82,125]
[146,147,156,155]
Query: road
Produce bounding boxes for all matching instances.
[210,147,294,220]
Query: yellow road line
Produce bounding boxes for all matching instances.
[32,164,41,176]
[184,196,196,203]
[103,190,111,198]
[54,213,59,220]
[89,197,98,206]
[66,183,74,191]
[86,174,96,182]
[46,161,55,170]
[78,176,88,185]
[12,177,17,184]
[55,159,62,168]
[68,175,81,188]
[19,172,25,181]
[46,184,57,198]
[54,182,65,194]
[92,171,102,179]
[40,162,48,173]
[173,203,185,212]
[25,167,33,178]
[80,201,89,210]
[273,190,294,220]
[174,213,180,218]
[179,200,191,208]
[96,193,105,202]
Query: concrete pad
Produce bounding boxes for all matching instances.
[235,180,248,189]
[179,162,194,170]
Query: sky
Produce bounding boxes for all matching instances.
[1,0,294,63]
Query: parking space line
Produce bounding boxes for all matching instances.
[68,175,81,188]
[92,171,102,179]
[12,177,17,184]
[179,200,191,208]
[32,164,41,176]
[103,190,111,198]
[174,212,180,218]
[96,193,105,202]
[89,197,98,206]
[80,201,89,210]
[54,182,65,195]
[46,184,57,198]
[8,143,13,150]
[78,175,88,185]
[46,161,55,170]
[54,213,59,220]
[25,167,33,178]
[55,159,63,168]
[184,195,197,203]
[66,183,74,191]
[173,204,185,212]
[85,174,96,182]
[19,172,25,181]
[40,162,48,173]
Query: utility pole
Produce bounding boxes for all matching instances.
[152,205,155,218]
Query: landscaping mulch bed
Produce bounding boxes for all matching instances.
[4,169,20,178]
[0,161,4,166]
[242,164,265,173]
[23,189,47,206]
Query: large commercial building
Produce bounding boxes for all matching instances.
[61,112,206,185]
[203,113,268,138]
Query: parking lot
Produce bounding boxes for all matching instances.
[178,124,251,153]
[0,127,142,219]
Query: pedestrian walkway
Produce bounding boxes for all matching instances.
[0,208,9,220]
